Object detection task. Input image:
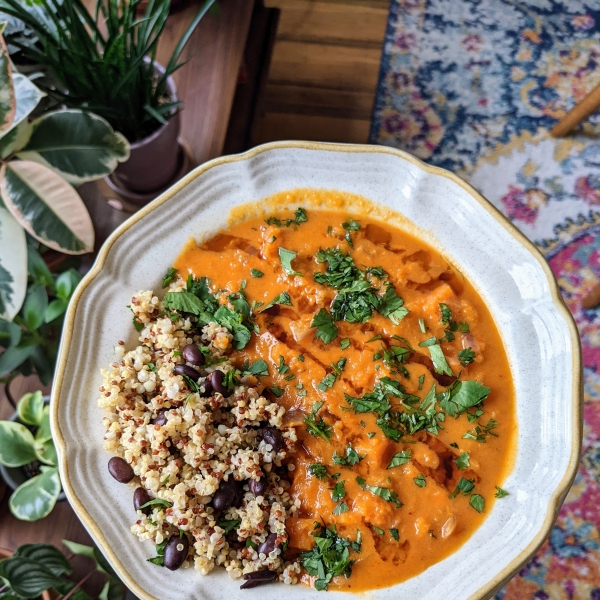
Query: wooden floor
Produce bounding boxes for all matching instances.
[255,0,390,145]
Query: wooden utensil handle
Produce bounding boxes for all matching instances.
[551,81,600,137]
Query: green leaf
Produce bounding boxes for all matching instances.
[387,450,411,469]
[413,474,426,487]
[35,438,57,466]
[0,555,63,598]
[378,286,409,324]
[217,518,240,534]
[0,317,21,347]
[469,494,485,513]
[1,160,94,254]
[61,540,96,561]
[458,347,476,366]
[389,528,399,541]
[17,110,129,185]
[162,290,205,315]
[278,247,302,277]
[427,344,453,376]
[98,577,125,600]
[364,484,402,508]
[450,380,490,414]
[0,205,27,320]
[311,308,338,344]
[454,451,470,470]
[0,343,35,377]
[494,486,509,498]
[13,543,72,577]
[26,246,53,287]
[23,283,47,330]
[9,465,61,521]
[0,33,15,133]
[250,268,263,278]
[162,267,177,288]
[55,268,80,300]
[260,291,293,311]
[17,390,44,425]
[245,359,269,376]
[45,297,68,322]
[35,404,52,443]
[0,420,37,467]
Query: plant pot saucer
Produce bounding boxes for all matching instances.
[103,138,194,213]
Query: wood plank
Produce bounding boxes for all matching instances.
[266,0,390,9]
[265,82,375,119]
[253,112,371,144]
[276,2,388,47]
[268,40,382,91]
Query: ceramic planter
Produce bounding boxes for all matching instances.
[0,396,66,502]
[105,61,189,205]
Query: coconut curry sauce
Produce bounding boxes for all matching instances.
[174,194,516,592]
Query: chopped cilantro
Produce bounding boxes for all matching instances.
[308,463,329,479]
[311,308,338,344]
[367,432,376,438]
[454,452,471,470]
[279,247,303,277]
[371,526,384,535]
[250,268,264,278]
[333,444,365,467]
[298,354,305,362]
[439,303,452,325]
[333,502,349,515]
[367,334,382,342]
[278,355,290,375]
[162,267,177,288]
[413,474,426,487]
[469,494,485,513]
[331,480,346,502]
[419,336,437,347]
[340,338,351,350]
[246,538,258,550]
[218,518,241,534]
[495,486,509,498]
[387,450,411,469]
[317,358,346,391]
[458,321,470,333]
[269,386,284,398]
[363,484,402,508]
[342,219,360,231]
[314,247,362,290]
[418,318,427,333]
[304,401,333,442]
[427,344,453,376]
[245,359,269,376]
[378,286,409,324]
[261,291,293,311]
[265,208,307,227]
[138,498,172,510]
[390,528,399,541]
[449,477,475,499]
[459,347,476,366]
[180,373,199,393]
[441,380,490,416]
[418,374,425,390]
[300,523,358,591]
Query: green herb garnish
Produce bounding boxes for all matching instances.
[454,452,470,470]
[459,347,476,366]
[413,474,426,487]
[387,450,411,469]
[279,247,303,277]
[304,401,332,442]
[250,268,264,278]
[311,308,338,344]
[308,463,329,479]
[162,267,177,288]
[469,494,485,513]
[494,486,509,498]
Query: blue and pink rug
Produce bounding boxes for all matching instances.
[371,1,600,598]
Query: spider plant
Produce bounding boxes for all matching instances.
[0,0,218,143]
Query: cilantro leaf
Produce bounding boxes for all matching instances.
[495,486,509,498]
[279,247,303,276]
[250,268,264,278]
[245,359,269,376]
[314,248,362,290]
[311,308,338,344]
[454,451,470,470]
[449,477,475,498]
[390,528,399,541]
[459,347,476,366]
[213,305,253,349]
[340,338,351,350]
[218,518,241,534]
[162,267,177,288]
[371,526,384,535]
[132,314,144,331]
[364,484,402,508]
[277,355,290,375]
[469,494,485,513]
[294,207,308,223]
[387,450,411,469]
[308,463,329,479]
[330,279,380,323]
[446,380,490,415]
[378,286,409,324]
[269,386,284,398]
[333,502,349,515]
[333,444,365,467]
[317,358,346,391]
[427,344,453,376]
[439,303,452,325]
[342,219,360,231]
[261,291,293,311]
[331,480,346,502]
[163,291,206,315]
[304,401,332,442]
[413,474,426,487]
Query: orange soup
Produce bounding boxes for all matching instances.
[174,191,516,591]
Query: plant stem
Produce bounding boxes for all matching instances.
[55,572,93,600]
[4,377,16,408]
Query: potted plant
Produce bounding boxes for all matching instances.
[0,27,130,389]
[1,0,218,202]
[0,391,63,521]
[0,540,126,599]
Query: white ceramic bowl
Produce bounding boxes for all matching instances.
[52,142,581,600]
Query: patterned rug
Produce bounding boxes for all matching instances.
[371,2,600,598]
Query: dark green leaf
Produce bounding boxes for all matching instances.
[311,308,338,344]
[13,544,72,577]
[427,344,453,376]
[413,474,426,487]
[340,337,350,350]
[24,284,48,330]
[269,386,284,398]
[260,291,292,311]
[162,291,205,315]
[250,268,264,278]
[333,502,349,515]
[364,484,402,508]
[454,452,470,470]
[245,359,269,376]
[458,347,476,366]
[378,286,409,324]
[469,494,485,513]
[494,486,509,498]
[278,247,302,277]
[389,528,399,541]
[308,463,329,479]
[218,518,241,534]
[387,450,411,469]
[0,556,63,598]
[304,401,332,442]
[162,267,177,288]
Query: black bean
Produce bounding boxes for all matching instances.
[244,569,278,581]
[198,380,213,398]
[163,534,190,571]
[262,427,285,452]
[248,478,268,497]
[212,477,244,511]
[173,364,200,381]
[210,370,227,395]
[153,410,167,426]
[257,533,278,557]
[182,343,205,366]
[108,457,134,483]
[240,570,277,589]
[133,487,151,515]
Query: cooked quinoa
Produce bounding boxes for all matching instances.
[99,280,302,586]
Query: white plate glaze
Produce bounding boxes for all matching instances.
[52,142,581,600]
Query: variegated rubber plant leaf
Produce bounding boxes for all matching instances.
[0,72,45,158]
[17,109,130,185]
[1,160,94,254]
[0,203,27,320]
[0,27,15,133]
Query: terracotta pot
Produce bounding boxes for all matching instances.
[108,62,182,195]
[0,548,52,600]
